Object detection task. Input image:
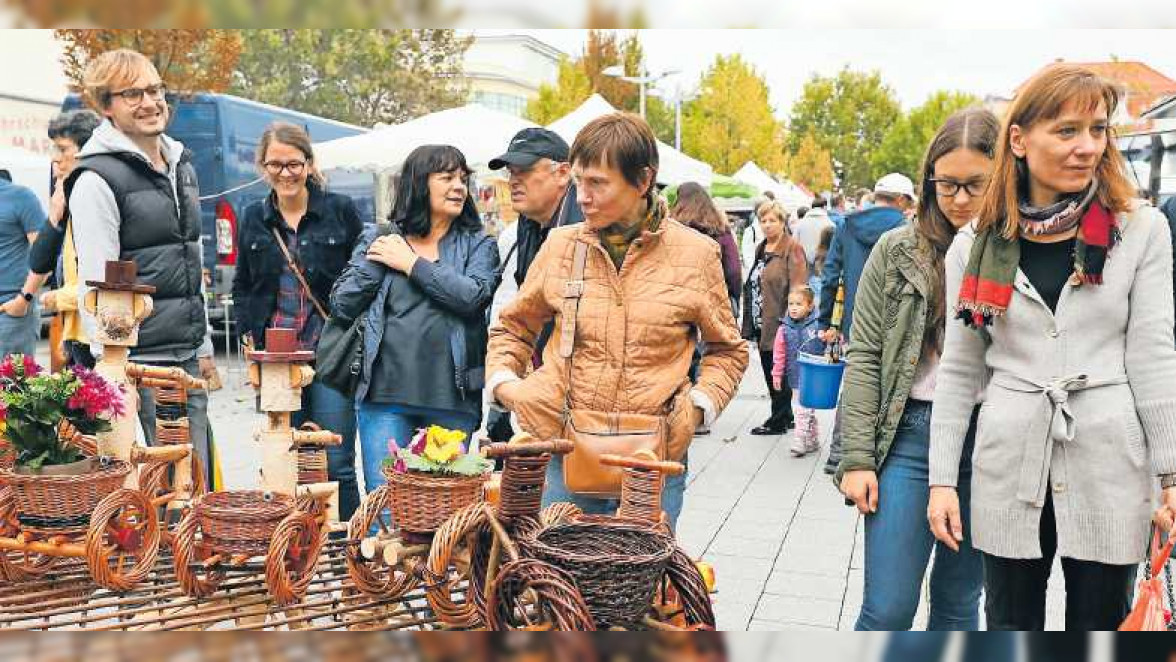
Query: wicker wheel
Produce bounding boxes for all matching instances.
[85,488,161,592]
[265,507,327,606]
[0,485,58,582]
[652,547,716,630]
[486,557,596,631]
[172,508,225,598]
[345,486,418,599]
[426,501,490,629]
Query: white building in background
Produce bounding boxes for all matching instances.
[0,92,58,156]
[465,33,564,118]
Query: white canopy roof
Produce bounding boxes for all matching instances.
[732,161,812,210]
[314,104,538,175]
[548,94,714,187]
[0,146,50,213]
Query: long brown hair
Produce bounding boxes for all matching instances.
[672,182,730,236]
[977,64,1134,239]
[916,107,1000,354]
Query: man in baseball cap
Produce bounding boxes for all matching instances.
[816,172,912,475]
[484,128,583,444]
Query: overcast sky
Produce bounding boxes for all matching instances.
[484,30,1176,117]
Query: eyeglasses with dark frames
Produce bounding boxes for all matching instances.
[928,178,988,198]
[108,83,168,105]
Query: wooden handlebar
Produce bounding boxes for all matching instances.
[292,429,343,446]
[481,439,575,459]
[126,364,207,390]
[599,452,684,476]
[131,444,191,464]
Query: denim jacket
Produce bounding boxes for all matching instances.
[330,223,499,405]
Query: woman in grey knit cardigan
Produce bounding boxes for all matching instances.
[926,64,1176,630]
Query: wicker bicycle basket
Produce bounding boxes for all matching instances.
[382,468,485,536]
[194,491,294,556]
[1,459,131,535]
[520,519,675,629]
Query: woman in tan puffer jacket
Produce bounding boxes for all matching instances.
[487,113,748,527]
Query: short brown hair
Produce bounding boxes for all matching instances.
[570,113,659,199]
[257,122,325,187]
[978,64,1135,238]
[82,49,160,111]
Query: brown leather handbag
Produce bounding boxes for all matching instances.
[558,240,668,499]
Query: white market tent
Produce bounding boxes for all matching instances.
[732,161,812,211]
[0,146,51,213]
[314,104,538,175]
[313,104,538,219]
[548,94,714,187]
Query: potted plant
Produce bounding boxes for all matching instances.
[0,355,125,474]
[381,426,491,536]
[0,355,129,532]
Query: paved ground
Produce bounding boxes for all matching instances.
[33,339,1076,636]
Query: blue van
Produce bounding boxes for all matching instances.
[62,93,376,327]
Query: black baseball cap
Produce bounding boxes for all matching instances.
[489,128,570,170]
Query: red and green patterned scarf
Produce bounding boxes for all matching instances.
[957,189,1118,328]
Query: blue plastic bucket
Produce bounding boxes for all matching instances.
[797,340,845,410]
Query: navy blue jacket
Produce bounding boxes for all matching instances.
[818,205,907,337]
[330,223,499,405]
[232,184,363,346]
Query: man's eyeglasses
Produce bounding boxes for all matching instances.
[264,160,308,176]
[108,83,168,105]
[928,178,988,198]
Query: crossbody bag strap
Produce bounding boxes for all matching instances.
[271,226,329,321]
[560,240,589,414]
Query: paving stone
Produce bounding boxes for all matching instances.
[702,554,775,582]
[717,519,789,543]
[753,594,843,629]
[762,571,848,601]
[708,535,781,560]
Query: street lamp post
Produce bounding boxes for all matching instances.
[601,65,679,120]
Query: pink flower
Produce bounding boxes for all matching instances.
[66,372,125,420]
[0,357,17,381]
[21,355,41,377]
[393,457,407,474]
[409,428,427,455]
[386,437,400,457]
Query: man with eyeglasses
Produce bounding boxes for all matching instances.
[483,128,583,443]
[68,49,218,488]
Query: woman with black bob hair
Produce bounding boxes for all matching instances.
[331,144,499,494]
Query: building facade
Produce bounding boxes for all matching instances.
[465,34,563,117]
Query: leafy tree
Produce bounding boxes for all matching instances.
[785,133,835,192]
[526,57,593,125]
[682,54,786,175]
[871,91,981,179]
[230,29,471,127]
[788,68,901,190]
[525,30,675,143]
[56,29,243,94]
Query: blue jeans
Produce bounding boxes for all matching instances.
[356,402,478,494]
[883,633,1017,662]
[856,400,982,631]
[541,453,688,531]
[0,302,40,359]
[292,378,359,521]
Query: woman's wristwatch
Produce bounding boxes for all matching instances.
[1161,474,1176,490]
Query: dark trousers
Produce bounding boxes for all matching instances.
[758,350,793,429]
[983,494,1137,631]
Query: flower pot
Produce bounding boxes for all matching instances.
[0,459,131,534]
[383,469,486,536]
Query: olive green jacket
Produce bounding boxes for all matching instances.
[835,225,938,485]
